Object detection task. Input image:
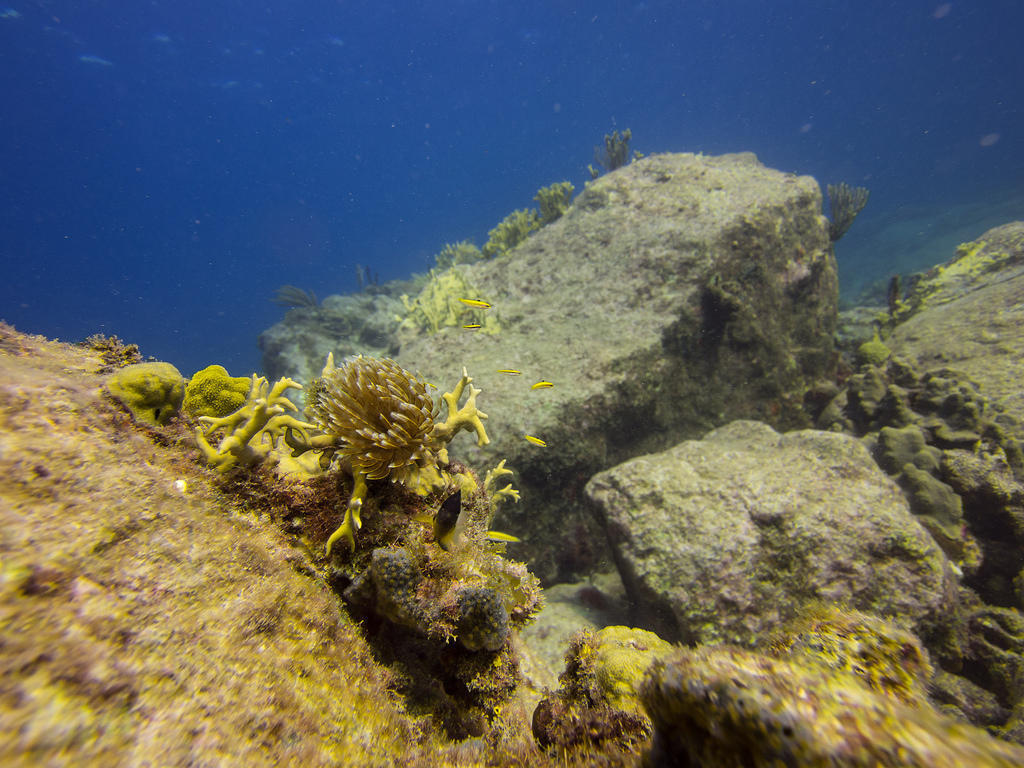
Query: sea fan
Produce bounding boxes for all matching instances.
[312,356,441,485]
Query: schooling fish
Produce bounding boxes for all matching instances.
[458,298,492,309]
[531,381,554,390]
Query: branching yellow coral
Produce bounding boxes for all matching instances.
[485,459,520,506]
[195,375,316,473]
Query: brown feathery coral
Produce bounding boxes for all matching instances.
[309,354,490,554]
[312,355,441,487]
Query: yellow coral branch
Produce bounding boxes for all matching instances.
[326,470,369,555]
[432,367,489,446]
[195,375,316,473]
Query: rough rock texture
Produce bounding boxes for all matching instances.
[394,152,838,583]
[815,354,1024,610]
[641,644,1024,768]
[889,222,1024,432]
[259,291,404,390]
[586,420,958,649]
[0,324,450,767]
[517,571,631,696]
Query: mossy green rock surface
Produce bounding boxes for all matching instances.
[592,626,674,713]
[642,644,1024,767]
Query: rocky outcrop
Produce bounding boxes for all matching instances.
[889,222,1024,431]
[815,353,1024,611]
[641,640,1024,767]
[586,421,959,653]
[259,291,404,390]
[392,153,839,582]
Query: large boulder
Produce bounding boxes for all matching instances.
[889,222,1024,432]
[395,152,839,582]
[586,420,959,651]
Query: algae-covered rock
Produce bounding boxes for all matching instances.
[104,361,184,426]
[818,355,1024,608]
[591,626,675,714]
[641,644,1024,767]
[876,424,941,475]
[0,326,439,766]
[586,421,958,650]
[857,329,892,366]
[889,222,1024,434]
[767,604,933,705]
[900,463,964,543]
[393,152,839,583]
[531,626,667,754]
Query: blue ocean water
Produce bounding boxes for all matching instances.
[1,0,1021,376]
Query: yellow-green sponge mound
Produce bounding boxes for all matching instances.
[183,364,251,418]
[105,361,184,426]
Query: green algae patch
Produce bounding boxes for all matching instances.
[642,641,1024,767]
[857,330,892,367]
[592,626,675,714]
[896,229,1024,324]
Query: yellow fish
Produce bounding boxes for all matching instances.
[458,298,492,309]
[496,369,522,375]
[485,531,521,544]
[462,323,482,330]
[531,381,554,390]
[524,434,547,447]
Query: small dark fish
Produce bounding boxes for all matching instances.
[434,489,462,551]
